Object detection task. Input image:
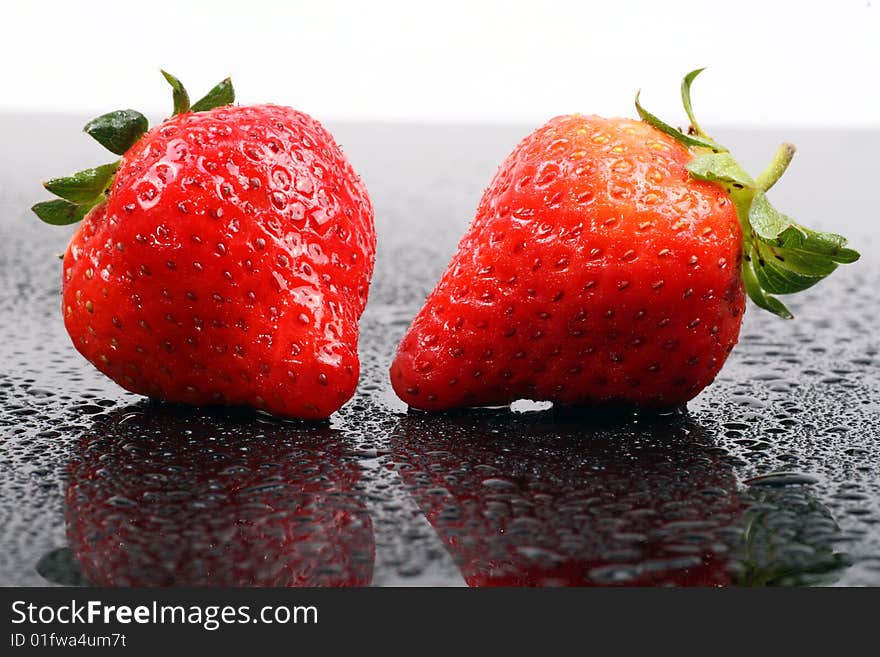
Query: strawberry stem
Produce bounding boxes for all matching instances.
[755,143,796,192]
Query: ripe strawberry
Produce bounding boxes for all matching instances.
[65,403,375,586]
[34,72,375,419]
[391,70,858,411]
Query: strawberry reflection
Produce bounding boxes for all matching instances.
[64,402,374,587]
[391,407,846,586]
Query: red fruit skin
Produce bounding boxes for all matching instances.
[63,105,375,419]
[391,115,745,411]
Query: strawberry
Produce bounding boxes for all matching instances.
[390,70,858,411]
[33,72,375,420]
[65,403,375,586]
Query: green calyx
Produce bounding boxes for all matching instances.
[635,69,859,319]
[32,72,235,227]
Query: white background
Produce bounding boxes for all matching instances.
[1,0,878,126]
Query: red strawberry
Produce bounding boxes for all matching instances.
[390,70,858,411]
[65,403,374,586]
[34,72,375,419]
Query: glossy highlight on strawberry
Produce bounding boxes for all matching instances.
[390,70,858,412]
[35,73,375,419]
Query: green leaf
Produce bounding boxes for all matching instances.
[83,110,149,155]
[752,248,837,295]
[635,90,726,152]
[686,153,755,191]
[744,192,860,299]
[824,244,860,264]
[161,70,191,115]
[31,199,92,226]
[772,225,860,264]
[192,77,235,112]
[749,192,860,263]
[43,161,119,204]
[748,192,792,241]
[741,258,794,319]
[680,68,706,137]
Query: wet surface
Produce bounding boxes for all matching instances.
[1,119,878,586]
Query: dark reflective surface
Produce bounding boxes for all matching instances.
[61,404,373,586]
[392,408,847,586]
[1,120,879,586]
